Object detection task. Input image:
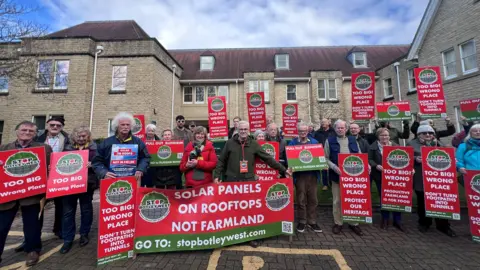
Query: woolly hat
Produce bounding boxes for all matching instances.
[417,124,435,134]
[47,116,65,126]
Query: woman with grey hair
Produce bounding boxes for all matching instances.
[146,124,160,141]
[253,129,265,140]
[456,123,480,173]
[92,112,150,186]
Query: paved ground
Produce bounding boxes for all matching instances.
[1,190,479,270]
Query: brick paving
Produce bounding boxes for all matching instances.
[1,190,479,270]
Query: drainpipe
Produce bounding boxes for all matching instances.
[307,78,312,123]
[89,45,104,131]
[171,64,177,129]
[235,79,239,117]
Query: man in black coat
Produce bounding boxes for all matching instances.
[349,123,369,153]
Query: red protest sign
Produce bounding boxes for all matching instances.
[46,150,88,199]
[247,92,267,132]
[134,179,294,253]
[421,147,460,220]
[208,96,228,138]
[97,177,137,266]
[146,140,184,167]
[339,153,372,223]
[414,67,447,118]
[376,101,411,121]
[351,72,375,120]
[381,146,414,212]
[460,98,480,121]
[133,115,146,141]
[465,170,480,243]
[255,141,279,181]
[282,104,298,137]
[0,147,47,204]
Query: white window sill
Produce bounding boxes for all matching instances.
[445,75,457,80]
[354,65,367,68]
[463,68,479,75]
[286,100,297,103]
[183,102,193,105]
[384,95,394,99]
[408,88,417,92]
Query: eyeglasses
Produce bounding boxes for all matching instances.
[420,132,434,135]
[190,125,195,128]
[49,124,62,128]
[298,130,308,133]
[177,120,185,123]
[238,128,249,131]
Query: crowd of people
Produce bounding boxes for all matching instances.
[0,111,478,267]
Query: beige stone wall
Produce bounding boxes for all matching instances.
[273,81,309,124]
[310,71,346,124]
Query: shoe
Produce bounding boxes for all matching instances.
[296,223,306,233]
[14,242,25,253]
[60,242,73,254]
[380,219,388,230]
[322,186,328,191]
[26,252,39,267]
[308,224,323,233]
[393,222,406,232]
[79,235,89,247]
[332,224,342,234]
[418,225,429,233]
[249,240,260,248]
[349,225,364,236]
[438,228,456,237]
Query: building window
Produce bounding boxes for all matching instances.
[37,60,53,89]
[0,69,8,93]
[207,86,216,97]
[183,87,193,103]
[407,67,417,91]
[286,85,296,101]
[442,48,457,79]
[249,80,270,102]
[53,60,69,89]
[108,119,114,137]
[383,78,393,98]
[460,40,478,74]
[200,56,214,70]
[112,66,127,91]
[0,120,3,145]
[317,79,337,100]
[32,115,47,132]
[218,85,229,102]
[183,85,228,104]
[195,86,205,104]
[353,52,367,68]
[275,54,289,69]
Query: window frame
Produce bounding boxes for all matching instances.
[108,119,114,137]
[286,84,297,102]
[383,78,393,98]
[0,69,8,93]
[200,56,215,71]
[407,67,417,92]
[275,54,289,70]
[441,48,457,80]
[32,115,47,131]
[111,65,128,91]
[53,60,70,90]
[207,86,216,98]
[217,85,229,103]
[353,52,367,68]
[36,60,53,89]
[194,86,205,104]
[183,86,193,104]
[459,39,478,75]
[317,79,337,101]
[249,80,270,103]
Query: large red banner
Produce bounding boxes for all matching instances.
[0,147,47,204]
[255,141,279,181]
[381,146,414,212]
[414,67,447,118]
[208,96,228,138]
[464,170,480,243]
[97,177,137,266]
[282,104,298,137]
[421,147,460,220]
[46,150,88,199]
[247,92,267,132]
[351,72,375,120]
[133,115,146,141]
[339,153,372,223]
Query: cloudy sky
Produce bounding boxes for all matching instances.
[21,0,429,49]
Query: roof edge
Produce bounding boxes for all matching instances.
[169,44,410,52]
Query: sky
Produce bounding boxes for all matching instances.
[18,0,430,49]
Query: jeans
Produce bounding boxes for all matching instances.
[62,188,94,243]
[321,170,329,187]
[415,190,450,230]
[373,177,401,223]
[53,198,63,234]
[0,203,42,258]
[295,173,318,224]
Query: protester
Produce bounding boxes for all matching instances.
[155,129,183,189]
[92,112,150,186]
[288,123,322,233]
[265,123,288,176]
[253,129,265,141]
[188,121,196,132]
[324,119,364,236]
[60,126,98,254]
[374,120,410,144]
[0,121,53,266]
[410,114,455,140]
[308,123,315,138]
[313,118,335,144]
[456,124,480,173]
[349,123,369,153]
[407,125,455,237]
[213,121,288,247]
[228,116,242,139]
[173,115,193,145]
[368,128,404,231]
[180,126,217,188]
[145,124,160,141]
[451,116,475,148]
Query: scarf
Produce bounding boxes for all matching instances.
[190,140,205,160]
[468,138,480,147]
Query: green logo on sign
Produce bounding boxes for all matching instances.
[418,69,438,84]
[471,174,480,194]
[426,149,451,171]
[139,191,171,222]
[249,93,262,107]
[265,183,290,211]
[284,105,296,116]
[387,105,400,117]
[3,151,40,177]
[106,180,133,206]
[343,155,364,176]
[299,150,313,164]
[211,98,224,112]
[132,117,142,135]
[386,149,410,169]
[55,153,83,175]
[262,143,276,158]
[355,74,372,90]
[157,145,171,159]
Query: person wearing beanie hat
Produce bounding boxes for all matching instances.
[253,129,265,140]
[407,124,456,237]
[410,113,455,139]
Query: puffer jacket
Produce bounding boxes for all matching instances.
[180,140,217,187]
[456,138,480,171]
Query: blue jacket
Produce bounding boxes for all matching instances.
[92,134,150,179]
[456,139,480,171]
[327,136,359,183]
[287,137,321,183]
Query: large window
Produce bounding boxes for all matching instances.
[36,60,70,89]
[53,60,70,89]
[200,56,215,70]
[353,52,367,68]
[195,86,205,104]
[407,67,417,91]
[183,87,193,103]
[0,69,8,93]
[37,60,53,89]
[112,66,127,91]
[383,78,393,98]
[442,48,457,79]
[286,85,296,101]
[248,80,270,102]
[183,85,228,104]
[275,54,289,69]
[460,40,478,74]
[317,79,337,100]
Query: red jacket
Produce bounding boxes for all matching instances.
[179,140,217,187]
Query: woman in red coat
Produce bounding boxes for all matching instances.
[180,126,218,187]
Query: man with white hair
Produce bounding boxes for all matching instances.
[349,123,369,153]
[324,119,363,236]
[92,112,150,185]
